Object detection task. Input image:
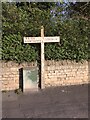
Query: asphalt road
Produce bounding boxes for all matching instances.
[2,84,88,118]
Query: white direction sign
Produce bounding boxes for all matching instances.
[24,37,41,43]
[24,26,60,90]
[24,36,60,43]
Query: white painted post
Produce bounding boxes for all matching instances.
[41,26,45,89]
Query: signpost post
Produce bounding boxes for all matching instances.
[24,26,60,89]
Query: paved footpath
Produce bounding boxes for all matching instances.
[2,84,88,118]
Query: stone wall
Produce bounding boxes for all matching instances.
[0,60,89,91]
[45,60,89,87]
[0,61,37,90]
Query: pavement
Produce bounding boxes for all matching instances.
[2,84,88,118]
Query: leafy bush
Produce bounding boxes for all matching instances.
[2,33,38,63]
[2,3,89,63]
[45,18,89,61]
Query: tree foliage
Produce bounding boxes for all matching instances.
[68,2,90,20]
[2,2,89,63]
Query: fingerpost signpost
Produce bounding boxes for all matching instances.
[24,26,60,90]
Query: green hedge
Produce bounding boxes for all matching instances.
[2,33,38,63]
[45,19,89,61]
[2,3,89,63]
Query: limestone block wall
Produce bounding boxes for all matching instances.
[0,61,37,90]
[0,60,89,91]
[45,60,89,87]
